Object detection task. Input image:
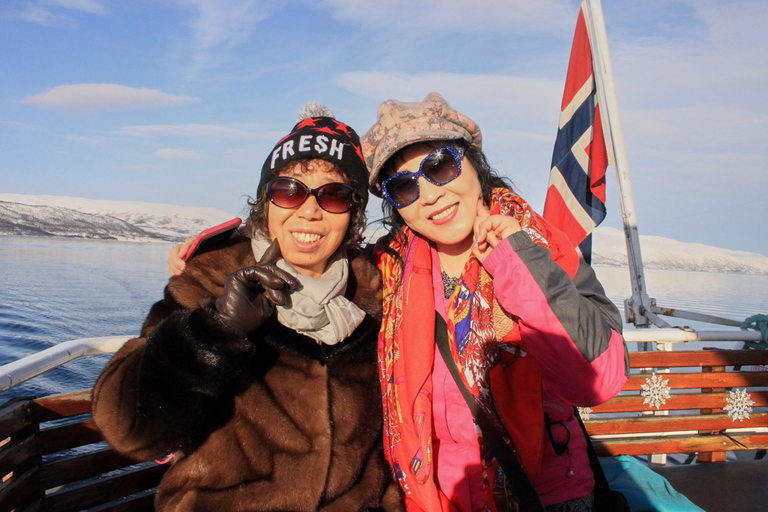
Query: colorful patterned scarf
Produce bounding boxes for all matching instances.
[374,189,562,511]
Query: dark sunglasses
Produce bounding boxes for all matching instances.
[381,145,467,208]
[266,177,354,214]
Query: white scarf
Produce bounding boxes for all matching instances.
[251,237,366,345]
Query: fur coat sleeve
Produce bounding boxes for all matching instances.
[91,237,385,458]
[92,237,263,459]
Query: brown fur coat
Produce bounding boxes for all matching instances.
[92,236,402,511]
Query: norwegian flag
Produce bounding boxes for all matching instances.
[543,0,610,264]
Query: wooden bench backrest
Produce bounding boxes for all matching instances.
[4,349,766,509]
[0,390,167,512]
[583,349,768,461]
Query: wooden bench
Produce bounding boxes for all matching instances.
[3,348,767,511]
[583,348,768,510]
[0,390,167,512]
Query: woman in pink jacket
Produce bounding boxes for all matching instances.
[360,92,627,512]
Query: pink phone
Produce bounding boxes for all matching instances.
[182,218,242,261]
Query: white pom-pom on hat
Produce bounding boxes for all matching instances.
[297,102,335,121]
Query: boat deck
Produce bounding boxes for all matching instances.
[654,458,767,511]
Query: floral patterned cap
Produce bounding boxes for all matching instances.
[361,92,482,196]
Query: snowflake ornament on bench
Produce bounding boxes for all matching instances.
[641,373,671,410]
[724,388,754,422]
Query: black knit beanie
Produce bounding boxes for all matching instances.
[258,103,369,208]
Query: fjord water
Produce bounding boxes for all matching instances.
[2,235,768,400]
[0,236,174,399]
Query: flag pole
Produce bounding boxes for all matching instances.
[585,0,666,330]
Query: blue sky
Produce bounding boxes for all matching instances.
[2,0,767,256]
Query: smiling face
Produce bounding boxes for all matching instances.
[267,160,351,278]
[390,142,483,255]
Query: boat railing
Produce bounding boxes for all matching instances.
[0,328,763,395]
[623,328,763,344]
[0,328,761,393]
[0,336,132,393]
[1,335,162,512]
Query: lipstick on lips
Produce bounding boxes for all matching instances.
[429,203,458,225]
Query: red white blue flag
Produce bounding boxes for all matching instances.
[543,0,609,264]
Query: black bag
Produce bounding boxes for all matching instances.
[594,490,632,512]
[575,410,632,512]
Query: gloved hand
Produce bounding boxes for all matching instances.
[213,239,299,336]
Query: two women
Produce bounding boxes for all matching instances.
[92,106,403,511]
[163,93,628,512]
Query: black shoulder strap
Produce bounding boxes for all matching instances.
[574,407,610,493]
[434,315,545,512]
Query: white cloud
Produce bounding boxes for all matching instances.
[65,135,103,144]
[320,0,573,32]
[46,0,106,15]
[626,106,768,154]
[338,71,560,105]
[10,0,105,26]
[603,3,768,195]
[184,0,273,48]
[175,0,276,71]
[336,71,562,131]
[0,120,33,129]
[115,124,270,139]
[11,6,60,25]
[155,148,203,159]
[19,84,197,113]
[611,2,768,108]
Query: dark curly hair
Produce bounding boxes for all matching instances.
[245,158,368,251]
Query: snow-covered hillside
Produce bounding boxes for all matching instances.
[1,194,766,274]
[592,227,768,275]
[0,194,239,242]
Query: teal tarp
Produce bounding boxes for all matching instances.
[600,456,704,512]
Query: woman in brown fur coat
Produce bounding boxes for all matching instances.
[91,106,403,512]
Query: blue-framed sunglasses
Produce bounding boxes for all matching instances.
[381,145,467,208]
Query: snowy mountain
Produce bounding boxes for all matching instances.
[591,227,768,275]
[1,194,766,274]
[0,194,240,242]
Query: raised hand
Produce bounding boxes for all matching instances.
[213,240,300,336]
[472,198,521,263]
[168,237,195,276]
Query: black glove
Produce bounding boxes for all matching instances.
[213,239,299,336]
